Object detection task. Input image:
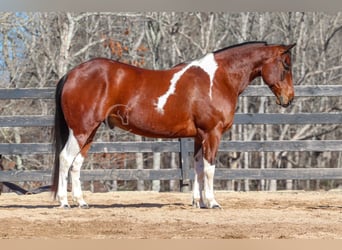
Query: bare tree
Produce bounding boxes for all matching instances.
[1,12,341,191]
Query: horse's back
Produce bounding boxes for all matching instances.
[60,57,229,138]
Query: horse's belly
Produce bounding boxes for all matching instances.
[112,111,197,138]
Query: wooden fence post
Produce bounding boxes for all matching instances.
[179,138,191,192]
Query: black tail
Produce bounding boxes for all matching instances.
[51,75,69,198]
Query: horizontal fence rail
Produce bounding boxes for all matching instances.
[1,85,342,185]
[0,140,342,155]
[1,113,342,127]
[2,168,342,182]
[1,85,342,99]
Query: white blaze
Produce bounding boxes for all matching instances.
[155,53,218,114]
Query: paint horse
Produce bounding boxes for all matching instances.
[52,41,296,208]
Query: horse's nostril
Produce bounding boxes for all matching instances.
[289,98,294,106]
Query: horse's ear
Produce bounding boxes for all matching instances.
[282,43,296,54]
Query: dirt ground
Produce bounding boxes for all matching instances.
[1,190,342,239]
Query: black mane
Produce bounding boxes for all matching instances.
[213,41,268,54]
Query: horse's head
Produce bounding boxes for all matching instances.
[261,43,296,108]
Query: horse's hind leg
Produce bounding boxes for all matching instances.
[57,129,81,208]
[58,125,99,208]
[69,125,100,208]
[69,147,88,208]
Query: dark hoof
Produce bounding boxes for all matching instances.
[79,204,90,209]
[58,204,71,209]
[212,204,222,209]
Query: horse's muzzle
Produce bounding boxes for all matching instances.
[276,95,293,108]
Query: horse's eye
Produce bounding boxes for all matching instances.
[281,70,286,81]
[282,58,291,71]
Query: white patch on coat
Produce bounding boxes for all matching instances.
[155,53,218,114]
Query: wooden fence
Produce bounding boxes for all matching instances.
[0,85,342,190]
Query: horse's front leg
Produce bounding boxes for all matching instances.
[193,149,221,209]
[193,148,206,208]
[202,158,221,209]
[201,129,222,209]
[192,129,222,209]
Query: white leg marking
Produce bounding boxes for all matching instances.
[58,149,71,208]
[57,129,82,208]
[203,159,221,208]
[70,154,88,208]
[156,53,218,114]
[192,149,205,208]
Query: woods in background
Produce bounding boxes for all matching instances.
[0,12,341,191]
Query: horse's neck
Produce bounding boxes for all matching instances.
[219,48,272,96]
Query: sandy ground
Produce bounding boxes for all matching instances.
[1,191,342,239]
